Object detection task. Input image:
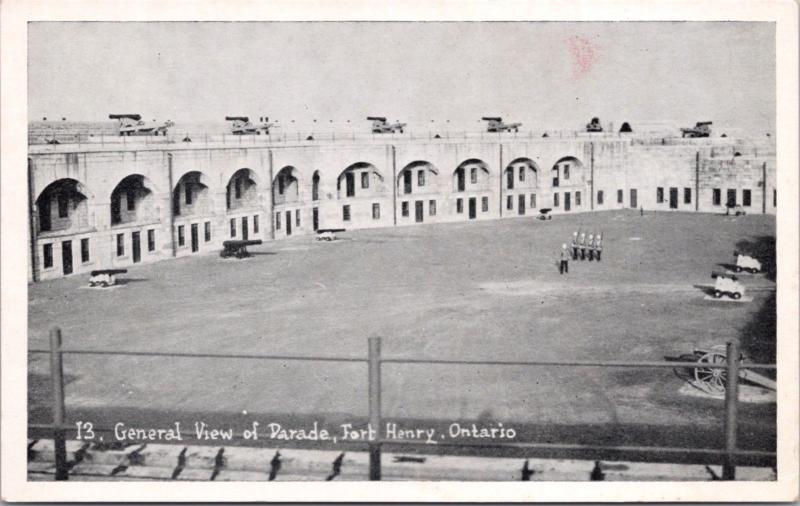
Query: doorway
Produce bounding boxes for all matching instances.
[346,172,355,197]
[404,171,412,194]
[286,210,292,235]
[564,192,571,211]
[242,216,249,240]
[61,240,73,275]
[518,194,525,215]
[132,231,141,263]
[457,169,465,192]
[190,224,199,252]
[468,197,477,219]
[669,187,678,209]
[630,189,638,208]
[415,201,424,223]
[313,207,319,231]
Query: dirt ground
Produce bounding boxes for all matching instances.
[28,210,777,458]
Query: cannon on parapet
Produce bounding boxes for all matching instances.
[586,117,603,133]
[110,114,174,136]
[482,117,521,133]
[681,121,712,138]
[226,116,274,135]
[367,117,406,134]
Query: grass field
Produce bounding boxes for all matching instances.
[28,210,777,458]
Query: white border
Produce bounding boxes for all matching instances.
[2,0,798,502]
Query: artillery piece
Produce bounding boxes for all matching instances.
[585,117,603,133]
[110,114,174,136]
[482,117,521,133]
[367,117,406,134]
[681,121,712,138]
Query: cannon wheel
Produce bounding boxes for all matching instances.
[732,292,742,300]
[713,290,723,298]
[694,350,727,395]
[735,266,743,273]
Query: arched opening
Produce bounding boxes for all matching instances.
[273,166,300,205]
[226,168,259,211]
[504,158,539,190]
[110,174,158,226]
[173,171,212,217]
[551,157,584,187]
[336,162,384,199]
[312,171,320,201]
[36,178,91,233]
[398,161,439,195]
[453,159,490,193]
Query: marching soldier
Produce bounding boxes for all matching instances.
[559,243,569,275]
[570,231,579,260]
[578,231,587,260]
[587,233,595,261]
[595,232,603,261]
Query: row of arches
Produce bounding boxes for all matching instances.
[34,156,584,234]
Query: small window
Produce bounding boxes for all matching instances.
[470,168,477,184]
[712,188,721,206]
[457,199,464,214]
[684,188,691,204]
[597,190,604,205]
[57,195,69,218]
[481,197,489,212]
[617,189,623,204]
[506,170,514,190]
[429,200,436,216]
[743,189,752,207]
[372,203,380,220]
[147,229,155,252]
[530,193,536,209]
[177,226,184,247]
[276,212,281,230]
[230,218,236,237]
[506,195,513,210]
[564,165,570,180]
[656,187,664,204]
[117,233,125,256]
[204,221,211,241]
[575,191,581,206]
[81,238,90,263]
[43,244,53,268]
[185,185,192,205]
[519,167,525,182]
[552,177,559,187]
[296,209,301,227]
[126,189,136,211]
[553,193,560,207]
[361,172,369,189]
[418,170,425,187]
[278,175,285,195]
[253,215,259,233]
[401,201,409,217]
[343,205,351,222]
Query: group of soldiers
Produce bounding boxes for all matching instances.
[559,229,603,274]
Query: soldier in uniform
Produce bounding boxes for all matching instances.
[570,231,579,260]
[559,243,569,274]
[595,232,603,261]
[587,233,595,261]
[578,231,587,260]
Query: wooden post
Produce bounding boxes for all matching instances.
[368,337,382,480]
[49,328,68,480]
[722,340,740,480]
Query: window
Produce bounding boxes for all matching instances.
[726,189,737,208]
[276,212,281,230]
[81,238,90,263]
[372,203,380,220]
[530,193,536,209]
[743,189,752,207]
[126,189,136,211]
[575,191,581,206]
[597,190,604,205]
[657,187,664,203]
[147,230,155,252]
[519,167,525,182]
[553,177,559,187]
[361,172,369,189]
[418,170,425,187]
[713,188,721,206]
[204,221,211,241]
[470,168,477,184]
[296,209,301,227]
[482,196,489,212]
[401,201,409,217]
[57,195,69,218]
[185,185,192,205]
[343,205,351,221]
[456,198,463,214]
[177,227,184,247]
[506,195,513,210]
[554,193,560,207]
[617,189,623,204]
[235,178,242,199]
[253,215,259,233]
[43,244,53,268]
[563,164,570,180]
[230,218,236,237]
[278,175,285,195]
[429,200,437,216]
[117,233,125,256]
[507,170,514,190]
[684,188,691,204]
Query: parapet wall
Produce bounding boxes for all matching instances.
[27,135,777,281]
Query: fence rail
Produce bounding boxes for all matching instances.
[29,328,776,481]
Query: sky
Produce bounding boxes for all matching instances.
[28,22,775,134]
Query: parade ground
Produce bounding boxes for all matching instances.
[28,210,777,456]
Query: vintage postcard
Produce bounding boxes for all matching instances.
[1,0,798,502]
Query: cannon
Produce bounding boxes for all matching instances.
[537,208,553,220]
[367,117,406,134]
[482,117,522,133]
[89,269,127,287]
[220,239,262,258]
[226,116,274,135]
[316,228,346,241]
[734,252,762,273]
[689,345,776,396]
[585,117,603,133]
[711,271,745,299]
[681,121,712,138]
[110,114,173,136]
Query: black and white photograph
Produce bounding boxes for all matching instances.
[1,0,798,502]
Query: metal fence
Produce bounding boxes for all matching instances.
[28,328,776,481]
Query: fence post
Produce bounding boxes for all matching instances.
[368,336,382,480]
[49,327,68,480]
[722,340,740,480]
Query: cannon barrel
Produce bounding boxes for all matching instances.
[366,116,387,121]
[109,114,141,120]
[226,116,249,122]
[482,116,502,121]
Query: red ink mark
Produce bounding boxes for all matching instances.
[568,36,597,79]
